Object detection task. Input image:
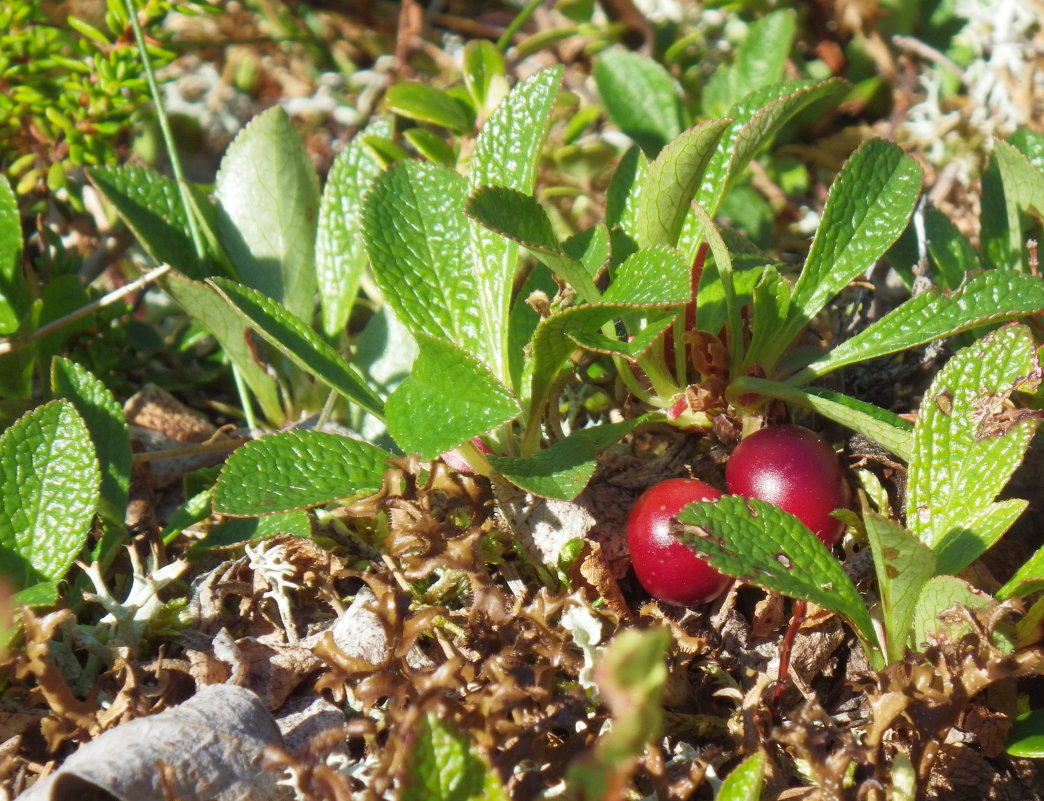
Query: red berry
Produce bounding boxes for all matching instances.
[627,478,731,605]
[725,425,848,547]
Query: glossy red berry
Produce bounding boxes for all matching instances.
[725,425,848,547]
[627,478,731,606]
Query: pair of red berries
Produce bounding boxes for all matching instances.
[627,425,849,606]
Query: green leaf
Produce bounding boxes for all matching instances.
[605,146,647,244]
[13,581,61,609]
[564,225,611,278]
[384,82,471,133]
[403,713,508,801]
[386,334,520,460]
[794,271,1044,381]
[602,245,690,305]
[362,160,475,346]
[1007,710,1044,758]
[213,431,391,516]
[690,79,845,230]
[677,495,881,664]
[403,127,457,166]
[87,165,203,277]
[316,118,388,338]
[162,271,283,424]
[924,206,981,289]
[702,10,797,117]
[981,139,1044,272]
[743,266,791,367]
[0,174,28,335]
[594,48,684,156]
[1010,128,1044,173]
[716,753,765,801]
[529,303,681,421]
[863,510,936,663]
[907,325,1041,574]
[910,575,998,649]
[996,543,1044,601]
[729,377,914,462]
[208,278,384,420]
[200,509,311,551]
[51,357,130,530]
[215,106,320,322]
[462,39,506,110]
[762,140,922,369]
[465,186,600,303]
[0,400,100,587]
[468,66,562,381]
[489,417,652,500]
[567,315,676,361]
[635,119,732,250]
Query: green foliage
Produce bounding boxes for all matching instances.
[403,713,508,801]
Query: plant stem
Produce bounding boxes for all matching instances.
[497,0,543,51]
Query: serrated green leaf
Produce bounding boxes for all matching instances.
[362,159,475,346]
[162,271,283,424]
[463,39,506,110]
[763,140,922,369]
[567,315,676,361]
[702,10,797,118]
[686,78,845,243]
[51,357,130,531]
[910,575,998,649]
[686,205,742,370]
[635,119,732,250]
[795,271,1044,381]
[1007,710,1044,758]
[605,146,647,246]
[924,206,981,289]
[0,400,100,587]
[465,186,600,303]
[678,495,881,666]
[13,581,61,608]
[529,302,682,420]
[0,174,28,335]
[200,509,311,551]
[717,753,765,801]
[594,49,684,156]
[215,106,320,322]
[467,67,562,382]
[386,334,520,460]
[208,278,384,419]
[863,510,936,663]
[87,165,204,277]
[1010,129,1044,173]
[981,139,1044,272]
[744,266,791,366]
[563,225,611,278]
[316,118,388,338]
[213,431,391,516]
[996,543,1044,601]
[489,417,651,500]
[403,712,508,801]
[907,325,1041,572]
[602,245,690,305]
[384,82,471,133]
[729,377,914,462]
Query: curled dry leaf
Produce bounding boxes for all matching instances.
[16,684,290,801]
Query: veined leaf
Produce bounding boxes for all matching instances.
[316,118,389,338]
[0,400,100,587]
[717,753,765,801]
[594,48,684,156]
[215,106,320,323]
[468,66,563,381]
[602,245,690,305]
[162,271,282,424]
[794,271,1044,381]
[466,186,600,303]
[568,316,676,362]
[762,140,922,369]
[213,431,391,516]
[907,324,1041,573]
[635,119,732,250]
[51,357,130,531]
[605,146,647,250]
[362,160,474,346]
[997,543,1044,601]
[386,334,520,460]
[910,575,1000,650]
[384,82,472,133]
[489,416,653,500]
[0,174,28,335]
[729,377,914,462]
[403,713,508,801]
[677,495,881,667]
[924,206,981,289]
[863,509,936,663]
[208,278,384,419]
[87,165,204,278]
[981,139,1044,272]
